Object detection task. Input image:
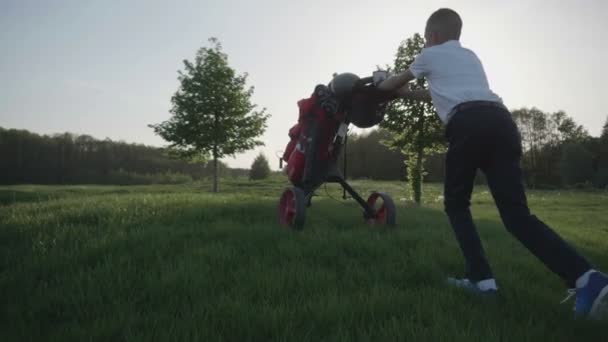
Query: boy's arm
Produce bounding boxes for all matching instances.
[398,87,432,102]
[377,69,415,91]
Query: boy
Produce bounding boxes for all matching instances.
[377,8,608,319]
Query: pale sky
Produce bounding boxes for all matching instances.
[1,0,607,169]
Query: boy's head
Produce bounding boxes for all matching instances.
[424,8,462,47]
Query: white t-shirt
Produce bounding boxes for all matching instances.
[409,40,502,124]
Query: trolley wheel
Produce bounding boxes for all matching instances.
[366,192,396,226]
[278,186,307,230]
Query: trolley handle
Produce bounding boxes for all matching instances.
[355,76,374,88]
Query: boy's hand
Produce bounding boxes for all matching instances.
[395,84,412,98]
[373,70,389,87]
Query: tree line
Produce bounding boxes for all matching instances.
[0,127,248,185]
[511,108,608,189]
[2,110,606,189]
[341,111,608,189]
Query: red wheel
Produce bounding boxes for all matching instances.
[366,192,396,226]
[278,187,306,230]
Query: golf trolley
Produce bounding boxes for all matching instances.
[278,72,399,230]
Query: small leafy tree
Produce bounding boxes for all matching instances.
[381,33,446,204]
[249,153,271,180]
[150,38,269,192]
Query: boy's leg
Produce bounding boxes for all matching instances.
[444,135,493,282]
[482,112,591,288]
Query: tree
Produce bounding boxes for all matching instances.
[556,115,589,143]
[342,129,405,180]
[560,143,594,186]
[512,108,545,187]
[595,116,608,188]
[249,153,271,180]
[381,33,446,204]
[150,38,269,192]
[511,108,590,188]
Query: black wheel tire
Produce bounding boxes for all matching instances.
[366,192,396,226]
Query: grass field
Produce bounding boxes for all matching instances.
[1,178,607,341]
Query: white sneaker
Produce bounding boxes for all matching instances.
[447,277,498,295]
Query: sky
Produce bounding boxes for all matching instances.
[1,0,607,169]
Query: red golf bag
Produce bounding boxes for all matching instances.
[282,85,345,184]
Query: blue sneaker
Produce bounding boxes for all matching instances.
[569,271,608,319]
[447,277,498,295]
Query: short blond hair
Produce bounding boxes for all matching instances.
[426,8,462,41]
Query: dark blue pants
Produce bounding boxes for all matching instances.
[444,104,591,287]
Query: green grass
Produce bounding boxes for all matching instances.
[1,179,607,341]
